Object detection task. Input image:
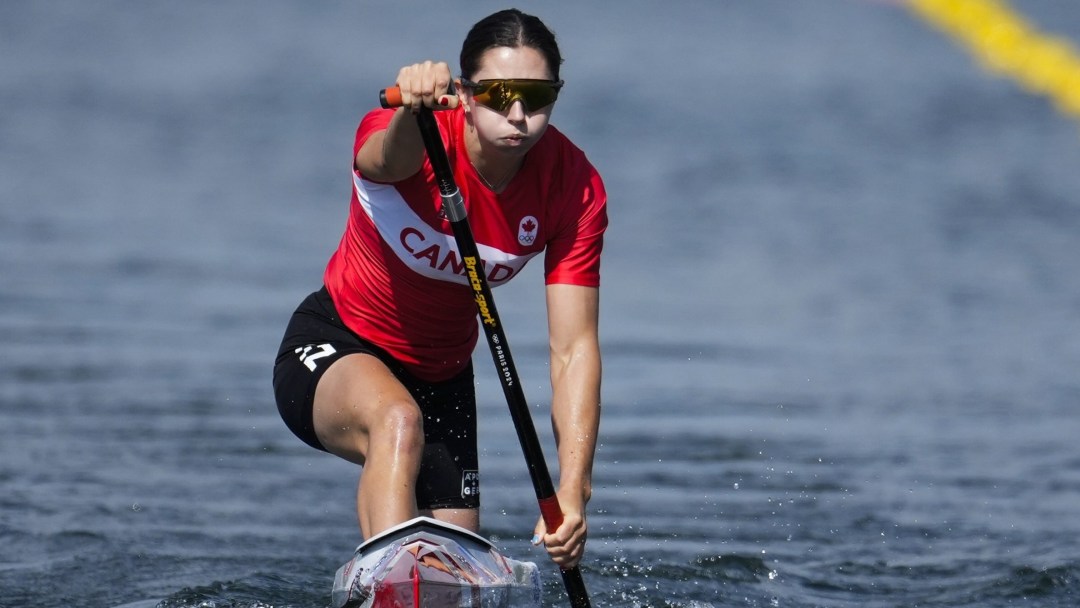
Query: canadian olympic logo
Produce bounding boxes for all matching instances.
[518,215,538,246]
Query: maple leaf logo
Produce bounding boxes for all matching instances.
[518,216,539,245]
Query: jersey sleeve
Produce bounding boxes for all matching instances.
[353,108,397,171]
[543,161,608,287]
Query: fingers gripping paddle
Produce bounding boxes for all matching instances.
[380,89,592,608]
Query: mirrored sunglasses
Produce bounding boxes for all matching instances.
[460,78,564,112]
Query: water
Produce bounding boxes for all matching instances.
[3,1,1080,606]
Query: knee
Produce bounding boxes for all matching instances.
[373,400,425,456]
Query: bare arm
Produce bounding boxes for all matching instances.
[354,61,457,182]
[534,283,601,569]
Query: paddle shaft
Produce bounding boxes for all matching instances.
[403,103,592,608]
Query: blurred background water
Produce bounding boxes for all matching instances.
[2,1,1080,606]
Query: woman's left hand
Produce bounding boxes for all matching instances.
[531,487,588,569]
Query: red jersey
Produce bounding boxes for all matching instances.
[324,106,607,382]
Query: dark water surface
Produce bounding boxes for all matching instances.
[3,1,1080,606]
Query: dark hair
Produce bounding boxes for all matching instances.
[459,9,562,80]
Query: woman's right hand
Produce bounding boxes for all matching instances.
[393,61,458,113]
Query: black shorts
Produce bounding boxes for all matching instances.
[272,287,480,510]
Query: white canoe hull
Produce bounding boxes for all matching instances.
[332,516,541,608]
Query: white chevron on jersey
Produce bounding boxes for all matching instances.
[353,174,539,286]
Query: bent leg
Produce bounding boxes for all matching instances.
[313,353,424,539]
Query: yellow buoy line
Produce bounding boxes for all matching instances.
[909,0,1080,122]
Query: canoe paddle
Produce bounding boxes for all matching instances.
[379,86,593,608]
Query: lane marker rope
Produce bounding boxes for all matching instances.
[908,0,1080,122]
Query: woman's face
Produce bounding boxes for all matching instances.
[460,45,556,158]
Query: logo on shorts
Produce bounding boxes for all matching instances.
[295,343,336,371]
[461,470,480,498]
[518,216,538,246]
